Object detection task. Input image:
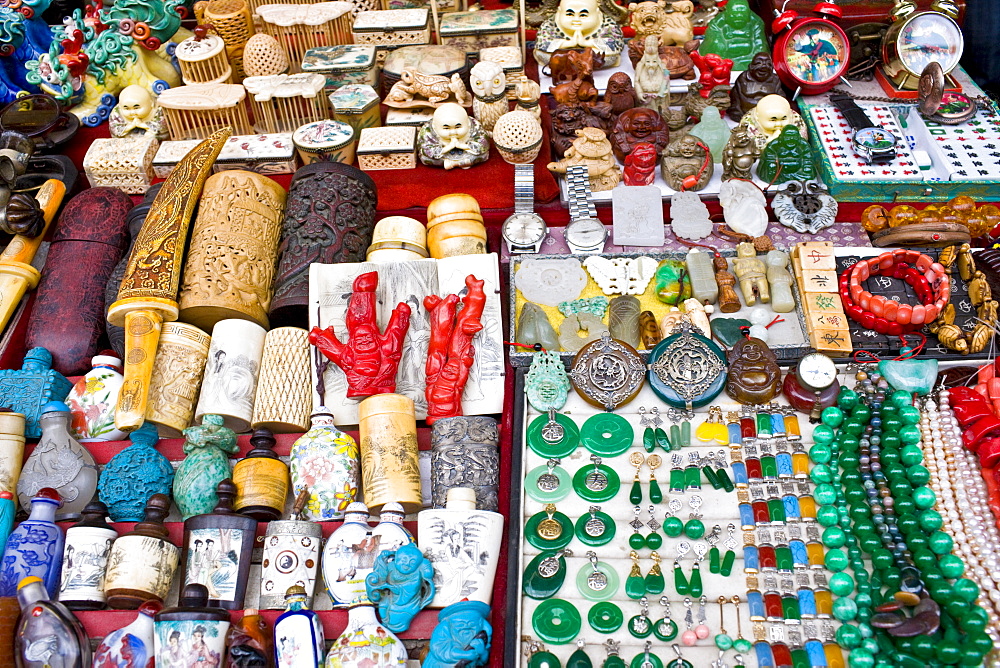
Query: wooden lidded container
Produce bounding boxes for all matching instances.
[358,393,421,513]
[178,170,286,332]
[0,410,24,502]
[232,429,289,520]
[145,322,211,438]
[194,319,268,433]
[251,327,313,433]
[199,0,255,79]
[104,493,180,609]
[425,193,487,258]
[176,29,233,84]
[157,83,253,141]
[366,215,428,262]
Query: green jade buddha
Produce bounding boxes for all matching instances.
[699,0,768,70]
[756,125,816,184]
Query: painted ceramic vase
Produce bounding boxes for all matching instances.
[15,576,91,668]
[289,408,360,521]
[417,487,503,607]
[98,421,175,522]
[260,491,323,610]
[92,601,161,667]
[17,402,99,522]
[179,480,257,610]
[372,502,414,554]
[104,494,180,609]
[232,428,289,521]
[323,601,407,667]
[423,601,493,668]
[65,353,126,442]
[0,410,25,502]
[57,500,117,610]
[273,585,324,668]
[226,608,272,666]
[0,488,63,597]
[174,414,239,520]
[154,584,230,668]
[321,502,375,606]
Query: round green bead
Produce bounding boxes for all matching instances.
[917,509,943,532]
[817,505,840,527]
[928,530,953,555]
[733,638,752,653]
[939,554,965,579]
[872,549,893,570]
[935,640,962,664]
[683,518,705,540]
[860,638,879,655]
[825,549,848,572]
[911,636,935,659]
[899,445,923,466]
[837,388,858,410]
[809,443,832,464]
[814,484,837,505]
[912,486,936,509]
[906,465,930,486]
[894,497,915,516]
[714,633,733,651]
[829,572,855,596]
[881,433,900,449]
[899,425,921,445]
[966,632,994,662]
[953,578,980,603]
[823,526,847,548]
[832,597,858,621]
[810,464,834,484]
[963,605,990,633]
[882,417,902,433]
[812,424,836,445]
[821,406,844,427]
[897,405,921,425]
[848,648,875,668]
[836,623,861,648]
[891,390,912,408]
[646,532,663,549]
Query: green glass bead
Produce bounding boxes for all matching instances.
[629,532,646,549]
[836,624,861,648]
[714,633,733,651]
[967,632,994,661]
[649,478,663,504]
[928,530,953,555]
[963,605,990,633]
[829,572,855,596]
[809,443,832,464]
[568,647,594,668]
[853,406,872,424]
[910,636,935,659]
[674,563,689,595]
[821,406,844,427]
[894,497,915,516]
[881,433,900,449]
[905,465,930,486]
[646,532,662,550]
[528,650,562,668]
[844,419,864,436]
[890,390,912,408]
[709,546,720,574]
[953,578,980,603]
[939,554,965,579]
[822,526,847,548]
[912,486,936,509]
[720,549,736,577]
[810,464,834,484]
[812,424,835,445]
[655,427,671,451]
[683,518,705,539]
[643,427,656,452]
[935,640,962,664]
[898,425,921,445]
[645,568,664,595]
[860,639,878,655]
[814,484,837,505]
[848,649,875,668]
[837,388,858,410]
[872,549,893,570]
[817,505,840,527]
[688,563,703,597]
[918,509,943,532]
[625,572,645,599]
[825,549,847,572]
[733,638,752,653]
[663,516,683,537]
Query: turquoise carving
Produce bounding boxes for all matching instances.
[878,359,938,396]
[364,543,435,633]
[525,351,570,413]
[558,296,609,318]
[0,348,72,439]
[98,422,175,522]
[173,415,238,521]
[423,601,493,668]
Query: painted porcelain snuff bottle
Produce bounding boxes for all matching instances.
[372,501,414,554]
[322,501,375,605]
[274,585,325,668]
[65,352,126,442]
[423,601,493,668]
[260,490,323,610]
[324,601,408,667]
[104,493,180,609]
[289,407,360,521]
[15,575,91,668]
[174,414,239,520]
[57,499,117,610]
[0,347,73,439]
[98,421,174,522]
[17,401,99,521]
[225,608,271,667]
[365,542,435,633]
[233,427,289,521]
[92,600,161,667]
[418,487,504,607]
[0,488,63,597]
[154,584,231,668]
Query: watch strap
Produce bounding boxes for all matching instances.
[566,164,597,221]
[829,93,875,131]
[514,163,534,214]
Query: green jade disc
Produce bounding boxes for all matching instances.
[526,463,572,503]
[528,413,580,458]
[580,413,634,456]
[572,462,621,502]
[532,598,582,644]
[575,510,617,546]
[526,509,574,550]
[576,559,621,600]
[588,601,624,633]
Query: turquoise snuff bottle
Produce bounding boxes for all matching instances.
[173,414,238,521]
[98,421,175,522]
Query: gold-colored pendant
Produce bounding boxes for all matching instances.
[537,503,563,540]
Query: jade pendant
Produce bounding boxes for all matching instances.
[654,617,678,641]
[630,651,664,668]
[573,456,621,503]
[528,650,562,668]
[627,614,653,638]
[567,644,593,668]
[629,479,643,505]
[604,657,627,668]
[643,427,656,452]
[575,508,616,546]
[674,562,689,595]
[689,563,703,597]
[523,550,570,600]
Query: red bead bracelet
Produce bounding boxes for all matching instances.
[839,249,950,336]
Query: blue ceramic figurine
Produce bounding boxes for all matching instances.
[98,421,175,521]
[364,542,435,633]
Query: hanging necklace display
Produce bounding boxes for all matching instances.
[573,455,621,502]
[648,321,727,411]
[568,332,645,411]
[770,1,851,96]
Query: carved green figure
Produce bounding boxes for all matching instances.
[364,542,435,633]
[654,259,692,306]
[173,415,238,520]
[756,125,816,184]
[698,0,767,70]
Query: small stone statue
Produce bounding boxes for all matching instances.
[714,254,741,313]
[108,84,168,140]
[611,107,670,160]
[731,241,770,306]
[173,414,239,520]
[365,542,435,633]
[719,180,767,237]
[756,124,815,184]
[423,601,493,668]
[624,142,659,186]
[698,0,767,70]
[469,61,507,135]
[722,127,760,181]
[604,72,638,118]
[690,51,734,98]
[515,80,542,120]
[689,108,730,161]
[628,0,694,47]
[660,134,713,191]
[548,127,622,191]
[417,103,491,170]
[725,336,781,404]
[385,69,473,109]
[633,35,669,114]
[737,94,807,150]
[670,190,713,241]
[766,250,795,314]
[550,105,605,158]
[728,53,783,121]
[534,0,626,68]
[0,348,72,439]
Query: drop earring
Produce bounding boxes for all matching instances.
[645,504,662,549]
[644,551,664,595]
[640,406,662,453]
[626,550,645,600]
[629,451,645,504]
[627,596,652,638]
[663,498,684,537]
[647,453,663,503]
[628,505,646,549]
[673,542,690,596]
[681,597,697,646]
[695,595,710,640]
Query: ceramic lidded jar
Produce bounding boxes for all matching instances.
[0,488,64,597]
[274,585,325,667]
[154,584,230,668]
[366,215,429,262]
[232,428,289,521]
[65,353,126,442]
[321,501,374,605]
[430,415,500,510]
[293,119,357,165]
[174,414,239,521]
[0,410,24,501]
[104,493,180,609]
[98,421,175,522]
[15,575,91,668]
[17,401,99,521]
[324,601,407,667]
[58,500,117,610]
[358,393,422,514]
[92,600,161,667]
[260,491,323,610]
[289,407,360,521]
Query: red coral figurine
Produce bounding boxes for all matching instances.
[624,142,658,186]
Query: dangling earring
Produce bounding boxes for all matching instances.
[707,524,723,574]
[626,550,645,600]
[673,542,690,596]
[681,597,697,646]
[654,595,678,642]
[695,595,710,640]
[567,639,591,668]
[688,543,705,598]
[629,451,645,504]
[601,639,626,668]
[647,453,663,503]
[628,505,646,549]
[721,523,738,577]
[669,453,685,493]
[640,406,662,452]
[645,504,662,549]
[627,596,652,638]
[644,551,664,595]
[663,497,684,537]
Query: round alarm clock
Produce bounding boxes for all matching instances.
[782,352,841,419]
[881,0,963,90]
[771,2,850,96]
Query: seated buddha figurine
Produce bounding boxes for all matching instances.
[756,124,815,184]
[534,0,626,69]
[725,336,781,404]
[417,103,490,170]
[698,0,767,70]
[108,85,168,140]
[736,94,806,150]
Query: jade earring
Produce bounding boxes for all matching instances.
[628,451,645,504]
[666,644,693,668]
[669,453,685,493]
[713,449,735,492]
[706,524,723,574]
[730,596,753,653]
[632,641,664,668]
[523,548,573,600]
[627,596,653,638]
[628,505,646,549]
[663,498,684,537]
[625,550,645,600]
[527,458,571,503]
[640,406,663,453]
[684,452,701,490]
[714,596,734,652]
[695,406,728,444]
[644,551,664,595]
[688,543,705,598]
[721,523,738,576]
[647,454,663,503]
[602,639,626,668]
[645,505,662,549]
[654,596,678,641]
[683,494,705,540]
[673,542,690,596]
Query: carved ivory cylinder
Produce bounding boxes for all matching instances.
[145,322,211,438]
[358,393,421,514]
[178,170,286,332]
[0,411,24,502]
[194,318,267,433]
[251,327,313,433]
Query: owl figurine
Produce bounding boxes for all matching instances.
[469,61,508,136]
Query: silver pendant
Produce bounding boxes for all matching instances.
[771,179,838,234]
[537,472,559,491]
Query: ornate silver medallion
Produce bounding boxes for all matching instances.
[569,332,645,410]
[651,321,725,410]
[771,179,838,234]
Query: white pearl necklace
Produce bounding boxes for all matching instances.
[920,391,1000,666]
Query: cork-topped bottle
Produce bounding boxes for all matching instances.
[232,428,289,521]
[58,499,118,610]
[260,490,322,610]
[104,493,180,609]
[180,479,257,610]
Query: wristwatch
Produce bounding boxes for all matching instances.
[829,93,899,164]
[563,165,608,255]
[502,163,547,254]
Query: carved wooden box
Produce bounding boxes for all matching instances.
[439,9,519,56]
[82,136,160,194]
[352,8,431,62]
[301,45,379,92]
[152,133,298,178]
[356,126,417,170]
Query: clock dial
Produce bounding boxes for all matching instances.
[797,353,837,390]
[566,218,608,249]
[897,13,962,76]
[781,20,849,87]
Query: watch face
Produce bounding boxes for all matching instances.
[854,126,898,152]
[897,13,963,76]
[503,212,546,246]
[781,20,849,86]
[926,92,978,124]
[565,217,608,250]
[796,353,837,391]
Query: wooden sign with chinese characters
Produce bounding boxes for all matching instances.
[791,242,852,357]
